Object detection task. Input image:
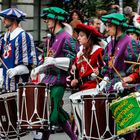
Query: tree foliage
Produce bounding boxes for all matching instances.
[47,0,138,19]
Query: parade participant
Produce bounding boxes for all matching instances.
[114,14,140,93]
[0,8,38,92]
[126,14,140,41]
[114,62,140,93]
[68,9,84,23]
[31,7,78,140]
[70,23,104,90]
[69,19,82,40]
[88,17,101,31]
[124,6,136,25]
[99,13,139,94]
[99,13,140,140]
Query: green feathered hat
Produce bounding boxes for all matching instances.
[41,7,68,21]
[101,13,129,28]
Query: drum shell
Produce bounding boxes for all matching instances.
[0,92,26,138]
[83,94,116,139]
[18,83,49,129]
[70,88,117,139]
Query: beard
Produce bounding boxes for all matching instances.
[4,22,13,29]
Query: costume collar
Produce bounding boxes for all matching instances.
[77,45,101,58]
[4,27,24,41]
[116,32,126,40]
[55,28,64,35]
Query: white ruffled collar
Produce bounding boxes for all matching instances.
[4,27,24,41]
[77,45,101,58]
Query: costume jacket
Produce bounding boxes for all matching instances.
[42,29,79,86]
[0,27,38,91]
[74,45,103,90]
[102,33,139,92]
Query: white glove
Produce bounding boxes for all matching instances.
[99,76,109,91]
[44,57,70,71]
[114,81,124,93]
[30,64,46,80]
[7,65,29,78]
[44,57,56,66]
[55,57,70,71]
[91,73,97,80]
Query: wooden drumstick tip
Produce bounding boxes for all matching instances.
[124,60,140,65]
[72,64,76,70]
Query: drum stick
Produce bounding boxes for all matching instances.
[81,54,104,81]
[124,60,140,65]
[72,64,76,79]
[36,47,43,53]
[46,33,51,57]
[111,64,124,81]
[0,57,8,70]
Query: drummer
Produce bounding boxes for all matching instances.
[70,23,104,91]
[99,13,139,94]
[114,14,140,93]
[0,8,38,92]
[31,7,78,140]
[99,13,140,139]
[114,61,140,92]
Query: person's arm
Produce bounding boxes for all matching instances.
[7,65,29,78]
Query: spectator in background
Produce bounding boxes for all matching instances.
[68,9,84,23]
[88,17,101,31]
[88,17,107,49]
[109,4,120,13]
[124,6,136,25]
[95,9,107,34]
[69,19,82,40]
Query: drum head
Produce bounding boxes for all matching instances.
[69,88,98,102]
[0,92,17,100]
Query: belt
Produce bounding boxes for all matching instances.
[79,75,95,85]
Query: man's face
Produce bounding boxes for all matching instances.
[44,18,55,30]
[89,18,101,31]
[93,18,101,31]
[105,23,116,36]
[128,32,138,41]
[2,17,14,29]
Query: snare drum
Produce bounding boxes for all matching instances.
[17,83,50,130]
[110,92,140,136]
[0,92,26,139]
[69,88,117,140]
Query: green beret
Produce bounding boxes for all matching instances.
[41,7,68,21]
[101,13,129,28]
[127,26,140,35]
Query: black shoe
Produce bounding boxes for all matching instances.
[51,125,64,133]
